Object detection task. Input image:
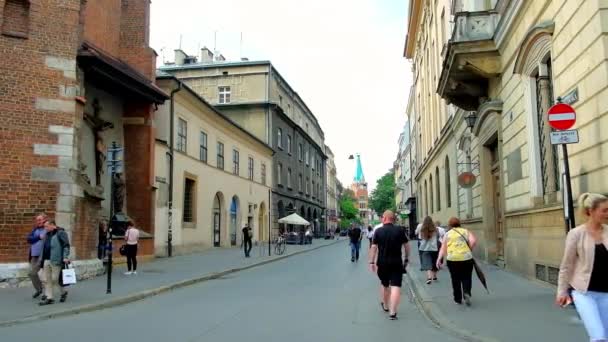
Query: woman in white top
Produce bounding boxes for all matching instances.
[124,220,140,275]
[417,216,440,284]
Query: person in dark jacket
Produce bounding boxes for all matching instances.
[39,220,70,306]
[27,214,47,299]
[242,224,253,257]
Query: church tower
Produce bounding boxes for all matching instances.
[350,154,370,225]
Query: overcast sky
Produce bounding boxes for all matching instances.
[150,0,412,191]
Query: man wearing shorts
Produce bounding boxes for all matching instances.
[368,210,410,320]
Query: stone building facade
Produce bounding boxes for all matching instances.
[325,146,339,232]
[0,0,167,286]
[158,50,327,237]
[405,0,460,229]
[407,0,608,281]
[154,76,273,255]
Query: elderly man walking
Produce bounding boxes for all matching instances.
[39,220,70,306]
[369,210,410,320]
[27,214,47,299]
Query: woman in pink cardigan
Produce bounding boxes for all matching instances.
[557,193,608,341]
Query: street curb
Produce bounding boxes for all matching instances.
[405,271,500,342]
[0,240,342,328]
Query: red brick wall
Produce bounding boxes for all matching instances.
[0,0,158,263]
[0,0,82,263]
[119,0,155,79]
[123,101,155,235]
[82,0,121,55]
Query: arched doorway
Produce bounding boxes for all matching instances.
[277,200,285,234]
[230,196,240,246]
[313,209,318,235]
[212,192,224,247]
[300,206,305,219]
[258,202,267,241]
[287,202,295,232]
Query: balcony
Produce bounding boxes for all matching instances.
[438,11,501,111]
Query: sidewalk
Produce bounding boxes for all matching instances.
[406,242,587,342]
[0,239,340,327]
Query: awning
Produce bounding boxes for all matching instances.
[278,213,310,226]
[78,41,169,104]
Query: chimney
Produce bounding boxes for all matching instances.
[216,54,226,62]
[174,49,187,65]
[241,57,249,61]
[200,47,214,63]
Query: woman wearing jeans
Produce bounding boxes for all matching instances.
[557,193,608,341]
[124,221,140,275]
[437,217,477,306]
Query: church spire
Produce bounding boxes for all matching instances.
[354,154,365,183]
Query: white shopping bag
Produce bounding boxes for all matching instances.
[38,268,46,283]
[61,267,77,285]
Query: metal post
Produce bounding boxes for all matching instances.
[106,142,117,294]
[562,144,575,232]
[268,189,272,256]
[168,82,182,257]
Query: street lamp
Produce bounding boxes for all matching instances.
[465,112,478,131]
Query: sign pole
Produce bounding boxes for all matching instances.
[562,140,576,232]
[552,98,576,233]
[106,142,116,294]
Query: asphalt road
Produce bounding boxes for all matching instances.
[0,241,461,342]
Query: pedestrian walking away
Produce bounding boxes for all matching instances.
[242,224,253,257]
[39,220,70,306]
[366,225,374,248]
[418,216,440,284]
[369,210,410,320]
[557,193,608,341]
[124,221,140,275]
[348,224,363,262]
[436,217,476,306]
[27,213,47,300]
[97,219,108,261]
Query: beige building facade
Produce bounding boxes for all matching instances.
[407,0,608,281]
[159,49,327,236]
[325,146,339,232]
[405,0,460,229]
[154,76,273,256]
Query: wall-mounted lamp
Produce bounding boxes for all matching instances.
[465,113,478,131]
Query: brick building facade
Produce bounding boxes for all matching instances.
[0,0,167,286]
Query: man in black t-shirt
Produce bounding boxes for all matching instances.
[348,224,363,262]
[368,210,410,320]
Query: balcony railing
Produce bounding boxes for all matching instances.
[452,11,499,43]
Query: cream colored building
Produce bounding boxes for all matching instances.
[159,49,327,236]
[154,75,273,256]
[405,0,459,229]
[408,0,608,281]
[325,145,339,231]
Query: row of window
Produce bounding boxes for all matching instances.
[277,128,323,177]
[177,118,266,184]
[276,163,323,201]
[422,156,452,216]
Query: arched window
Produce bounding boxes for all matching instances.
[514,25,559,198]
[429,175,434,213]
[277,128,283,149]
[424,181,429,216]
[435,167,441,211]
[445,156,452,208]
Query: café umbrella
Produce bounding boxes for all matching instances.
[278,213,310,226]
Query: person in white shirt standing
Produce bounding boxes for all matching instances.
[124,221,140,275]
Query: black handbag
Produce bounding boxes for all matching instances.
[119,244,127,256]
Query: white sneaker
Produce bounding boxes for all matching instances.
[124,271,132,275]
[132,271,137,275]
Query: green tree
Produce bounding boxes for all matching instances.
[369,171,396,215]
[339,189,360,228]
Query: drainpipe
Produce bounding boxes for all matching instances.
[168,80,182,257]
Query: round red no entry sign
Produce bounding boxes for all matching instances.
[547,103,576,130]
